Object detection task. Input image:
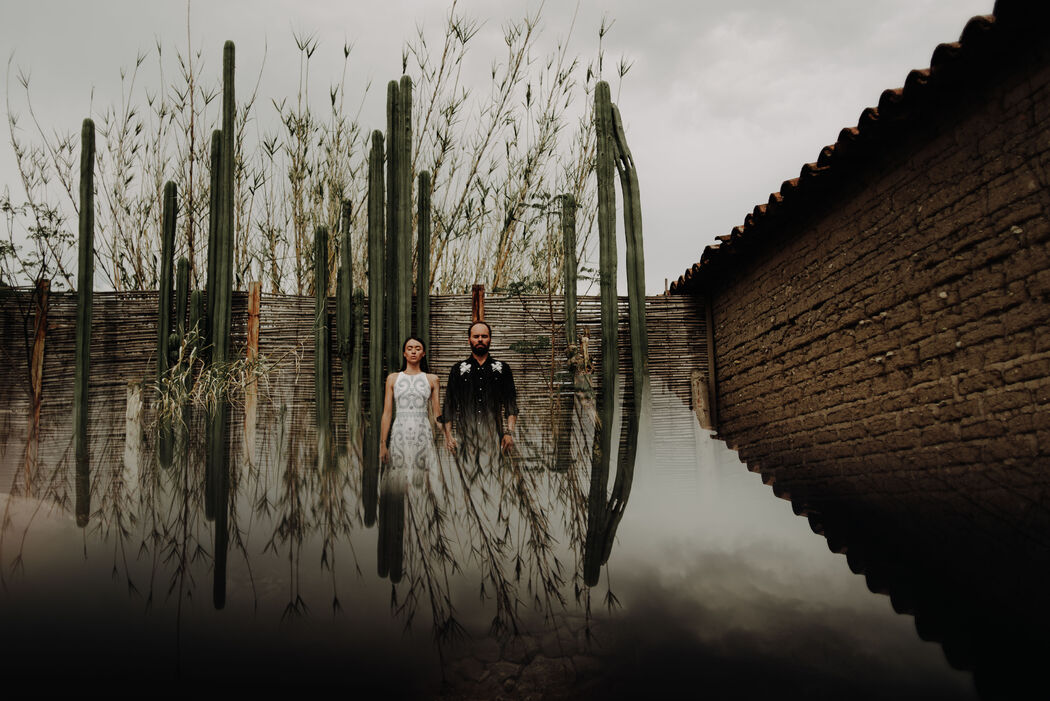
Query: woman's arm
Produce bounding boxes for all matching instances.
[428,374,442,419]
[436,372,456,453]
[379,373,395,462]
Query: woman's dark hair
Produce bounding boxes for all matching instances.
[398,335,429,372]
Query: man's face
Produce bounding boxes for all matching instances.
[469,324,490,355]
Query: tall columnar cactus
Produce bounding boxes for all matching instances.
[74,117,95,527]
[157,181,178,469]
[560,193,578,356]
[607,102,647,509]
[416,170,431,350]
[385,80,400,373]
[174,255,189,420]
[175,257,189,348]
[585,81,619,586]
[207,40,236,523]
[337,200,362,451]
[365,129,386,526]
[583,82,648,586]
[350,289,364,450]
[315,225,333,469]
[611,103,649,416]
[592,81,618,460]
[556,193,578,471]
[397,75,413,349]
[205,129,222,358]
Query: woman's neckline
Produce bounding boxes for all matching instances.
[401,370,424,376]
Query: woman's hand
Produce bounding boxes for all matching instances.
[380,445,390,463]
[444,434,457,454]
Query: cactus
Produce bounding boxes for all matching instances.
[385,80,400,373]
[556,193,577,471]
[207,40,235,523]
[175,257,189,348]
[416,171,431,349]
[560,193,577,357]
[337,200,363,452]
[315,225,333,469]
[584,81,619,586]
[365,130,385,526]
[350,289,364,450]
[157,181,177,469]
[337,200,352,357]
[582,84,647,585]
[611,103,649,416]
[608,103,647,508]
[205,129,222,358]
[74,117,95,527]
[397,75,413,349]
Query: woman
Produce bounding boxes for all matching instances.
[379,336,441,486]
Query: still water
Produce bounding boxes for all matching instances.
[0,388,977,699]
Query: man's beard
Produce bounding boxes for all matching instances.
[471,341,489,355]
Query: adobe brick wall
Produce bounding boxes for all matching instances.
[702,41,1050,553]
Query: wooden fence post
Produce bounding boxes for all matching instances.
[471,284,485,324]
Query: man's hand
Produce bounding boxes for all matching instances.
[380,444,390,463]
[500,433,514,455]
[444,434,457,454]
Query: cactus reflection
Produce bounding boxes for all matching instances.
[0,374,641,649]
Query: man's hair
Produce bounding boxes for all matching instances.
[468,320,492,337]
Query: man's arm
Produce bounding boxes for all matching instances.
[500,362,519,453]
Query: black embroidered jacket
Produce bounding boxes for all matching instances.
[438,355,519,436]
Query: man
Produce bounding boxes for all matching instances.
[439,321,519,474]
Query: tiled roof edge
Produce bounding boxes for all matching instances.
[671,1,1045,294]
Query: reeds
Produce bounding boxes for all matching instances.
[2,3,629,301]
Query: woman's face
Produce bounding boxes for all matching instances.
[403,340,425,364]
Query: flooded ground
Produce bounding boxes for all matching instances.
[0,383,979,700]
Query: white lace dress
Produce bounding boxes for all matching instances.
[387,372,437,486]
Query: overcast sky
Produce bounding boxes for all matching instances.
[1,0,993,292]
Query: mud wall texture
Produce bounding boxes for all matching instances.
[703,33,1050,548]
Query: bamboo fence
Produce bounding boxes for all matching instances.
[0,289,710,492]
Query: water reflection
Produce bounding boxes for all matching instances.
[0,377,1017,698]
